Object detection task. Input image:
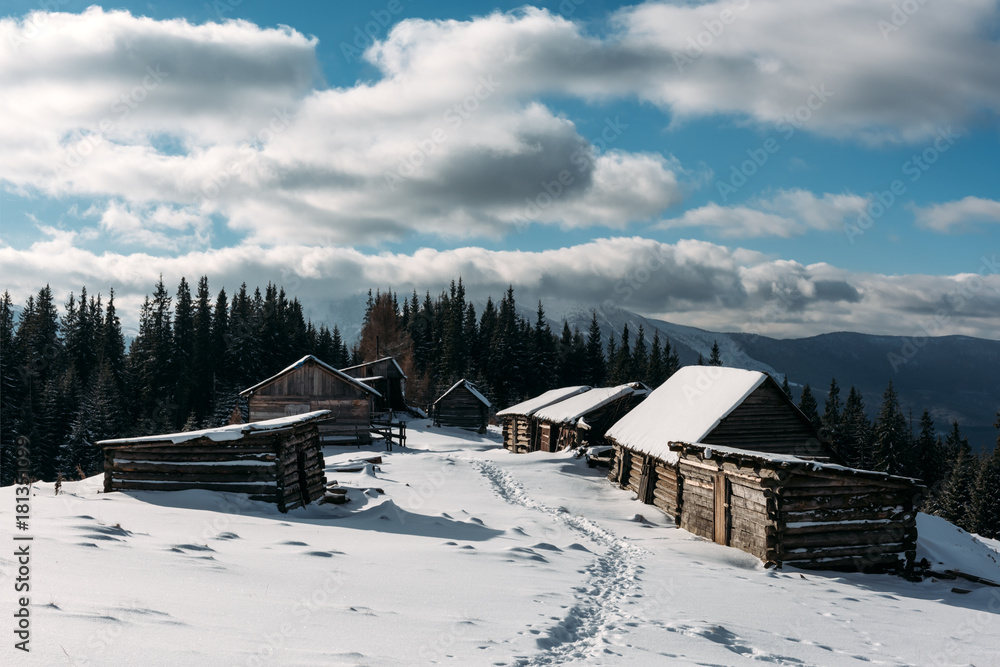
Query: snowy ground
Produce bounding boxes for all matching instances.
[2,421,999,666]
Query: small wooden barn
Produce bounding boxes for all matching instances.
[97,410,330,512]
[530,383,648,452]
[339,357,407,414]
[239,355,381,445]
[432,379,491,432]
[497,386,591,453]
[605,366,922,573]
[668,442,922,573]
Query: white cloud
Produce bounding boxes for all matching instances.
[912,196,1000,232]
[659,190,869,237]
[2,236,997,341]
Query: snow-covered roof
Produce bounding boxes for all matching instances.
[239,355,381,398]
[97,410,332,447]
[433,379,491,407]
[669,441,922,485]
[532,384,641,425]
[495,385,591,417]
[605,366,767,463]
[340,356,407,379]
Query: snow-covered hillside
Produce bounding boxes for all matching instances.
[2,424,998,665]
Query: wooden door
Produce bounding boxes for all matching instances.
[714,472,729,545]
[637,457,657,505]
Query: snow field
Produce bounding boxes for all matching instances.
[0,420,998,666]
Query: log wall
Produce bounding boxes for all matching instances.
[101,422,326,512]
[434,385,488,431]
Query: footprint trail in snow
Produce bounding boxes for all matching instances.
[469,459,645,666]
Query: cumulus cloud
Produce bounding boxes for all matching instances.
[5,3,998,249]
[659,190,869,237]
[2,236,997,340]
[912,196,1000,233]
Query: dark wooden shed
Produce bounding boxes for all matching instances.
[340,357,407,414]
[606,366,835,526]
[496,386,591,453]
[432,379,491,432]
[530,383,648,452]
[668,442,922,574]
[97,410,330,512]
[239,355,381,445]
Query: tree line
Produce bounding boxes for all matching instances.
[2,277,998,539]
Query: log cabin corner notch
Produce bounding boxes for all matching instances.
[239,355,381,446]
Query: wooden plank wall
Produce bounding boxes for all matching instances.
[435,386,487,430]
[650,461,679,519]
[773,471,919,573]
[707,382,832,459]
[677,461,716,541]
[103,423,326,513]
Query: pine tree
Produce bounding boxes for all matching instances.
[191,277,215,422]
[708,340,722,366]
[0,292,21,485]
[939,429,978,531]
[585,312,605,387]
[612,324,632,384]
[632,325,648,383]
[915,410,944,488]
[873,381,913,476]
[780,375,792,397]
[798,384,821,432]
[970,418,1000,539]
[173,277,195,426]
[529,301,558,396]
[840,386,872,469]
[647,329,664,388]
[663,337,679,379]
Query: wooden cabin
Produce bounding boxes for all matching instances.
[668,442,922,574]
[496,386,590,453]
[97,410,330,512]
[604,366,922,573]
[432,379,491,432]
[239,355,381,446]
[340,357,407,414]
[530,383,648,452]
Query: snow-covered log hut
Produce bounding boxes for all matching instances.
[605,366,834,522]
[97,410,330,512]
[530,383,649,452]
[239,355,380,445]
[432,379,491,432]
[668,442,922,573]
[496,386,591,453]
[340,357,407,414]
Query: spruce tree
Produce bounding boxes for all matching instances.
[915,410,944,488]
[970,420,1000,539]
[647,329,664,388]
[632,325,648,384]
[585,312,605,387]
[939,431,978,531]
[873,381,913,476]
[840,386,872,469]
[798,384,821,432]
[780,374,792,397]
[708,340,722,366]
[0,292,21,485]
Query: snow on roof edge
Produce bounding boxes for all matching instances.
[239,355,381,398]
[97,410,333,447]
[433,379,491,407]
[495,385,591,417]
[339,356,407,378]
[532,385,638,424]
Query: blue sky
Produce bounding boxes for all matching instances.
[1,0,999,337]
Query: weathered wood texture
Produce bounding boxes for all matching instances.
[101,422,326,512]
[433,384,488,432]
[503,415,537,453]
[669,445,921,574]
[245,359,373,444]
[705,381,835,459]
[340,358,406,412]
